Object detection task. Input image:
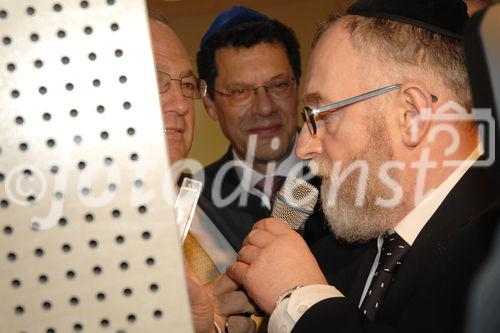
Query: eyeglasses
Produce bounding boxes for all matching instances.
[214,76,297,106]
[302,83,439,135]
[157,71,207,100]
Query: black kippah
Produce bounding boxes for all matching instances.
[347,0,469,40]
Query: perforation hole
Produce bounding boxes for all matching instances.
[88,52,97,61]
[11,89,20,98]
[0,10,7,19]
[130,153,139,161]
[66,270,76,279]
[138,205,147,214]
[46,138,56,148]
[69,296,79,306]
[145,257,155,266]
[153,309,163,319]
[142,231,151,240]
[34,247,44,257]
[81,187,90,196]
[58,217,68,227]
[50,165,59,174]
[3,225,13,234]
[1,199,10,208]
[77,161,86,170]
[2,36,11,45]
[123,101,131,110]
[61,243,72,253]
[57,29,66,38]
[149,283,159,293]
[53,3,63,12]
[65,83,74,91]
[7,63,16,71]
[30,33,39,42]
[100,131,109,140]
[42,301,52,311]
[61,56,70,64]
[115,235,125,244]
[70,109,78,117]
[46,328,56,333]
[26,6,36,15]
[127,314,136,323]
[38,274,49,284]
[119,75,127,83]
[84,213,94,223]
[74,135,82,144]
[15,116,24,125]
[15,305,24,315]
[19,142,28,152]
[111,209,121,218]
[93,79,100,87]
[108,183,117,192]
[39,86,47,95]
[84,26,93,35]
[80,1,89,9]
[104,156,113,165]
[111,23,119,31]
[123,287,132,297]
[97,105,105,113]
[43,112,52,121]
[11,278,21,288]
[7,252,17,261]
[119,261,129,270]
[34,59,43,68]
[88,239,98,248]
[107,0,116,5]
[96,292,106,301]
[115,49,123,57]
[93,265,102,275]
[73,323,83,332]
[134,179,143,188]
[100,319,110,328]
[127,128,135,136]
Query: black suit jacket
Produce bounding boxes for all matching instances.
[195,147,331,251]
[292,165,500,333]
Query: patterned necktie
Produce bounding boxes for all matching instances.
[360,232,410,321]
[183,233,220,284]
[255,176,287,207]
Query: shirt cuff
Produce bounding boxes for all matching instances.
[268,284,344,333]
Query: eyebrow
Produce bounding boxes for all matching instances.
[304,92,325,107]
[225,73,292,87]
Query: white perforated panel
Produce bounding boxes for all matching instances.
[0,1,193,332]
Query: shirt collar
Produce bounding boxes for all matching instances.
[395,144,483,246]
[231,136,307,189]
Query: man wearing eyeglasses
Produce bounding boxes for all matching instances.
[150,11,206,166]
[194,7,329,259]
[211,0,500,333]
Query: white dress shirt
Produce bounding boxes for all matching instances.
[269,145,482,333]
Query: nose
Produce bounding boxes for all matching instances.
[296,125,322,160]
[161,81,190,116]
[251,87,273,117]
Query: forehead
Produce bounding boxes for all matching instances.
[214,42,293,84]
[150,19,191,73]
[304,25,362,105]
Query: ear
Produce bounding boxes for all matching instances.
[397,81,435,148]
[202,96,219,121]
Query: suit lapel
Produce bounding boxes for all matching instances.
[379,166,500,320]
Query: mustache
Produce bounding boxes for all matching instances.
[309,158,333,178]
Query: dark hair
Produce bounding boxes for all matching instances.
[197,19,301,99]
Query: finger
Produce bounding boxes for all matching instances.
[226,261,249,285]
[206,273,240,296]
[242,229,275,248]
[237,245,261,265]
[253,217,290,235]
[216,290,258,315]
[226,315,257,333]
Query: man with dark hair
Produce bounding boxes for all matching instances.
[195,7,329,255]
[187,1,500,332]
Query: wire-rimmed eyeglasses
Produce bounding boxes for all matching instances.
[302,83,439,135]
[157,71,207,100]
[214,76,297,107]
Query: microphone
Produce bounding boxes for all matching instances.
[271,177,319,230]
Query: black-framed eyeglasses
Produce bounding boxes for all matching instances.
[214,76,297,107]
[302,83,439,135]
[157,71,207,100]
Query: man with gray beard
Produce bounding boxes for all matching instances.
[215,0,500,332]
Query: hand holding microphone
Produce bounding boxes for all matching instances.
[227,178,328,314]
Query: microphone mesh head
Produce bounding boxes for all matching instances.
[272,177,319,230]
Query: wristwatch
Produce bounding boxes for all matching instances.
[275,285,304,307]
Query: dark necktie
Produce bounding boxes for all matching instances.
[255,176,286,207]
[360,232,410,321]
